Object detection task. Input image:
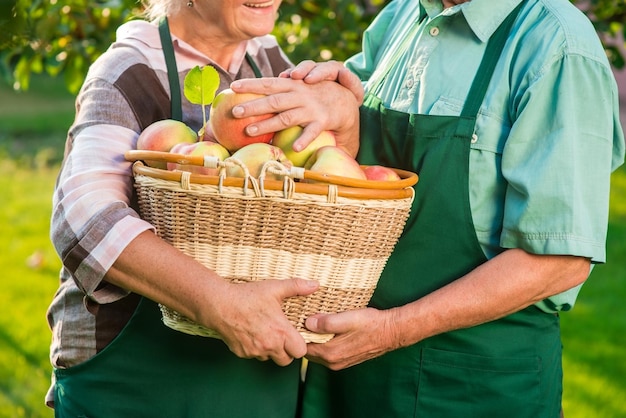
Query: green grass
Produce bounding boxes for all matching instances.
[0,75,69,418]
[0,165,59,418]
[1,75,625,418]
[561,169,626,418]
[0,75,75,134]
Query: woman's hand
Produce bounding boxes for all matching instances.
[107,230,320,367]
[229,75,361,157]
[210,278,320,366]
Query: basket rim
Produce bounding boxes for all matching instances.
[126,150,418,200]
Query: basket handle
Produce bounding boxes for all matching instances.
[220,156,261,196]
[125,150,418,189]
[259,160,305,199]
[131,160,416,200]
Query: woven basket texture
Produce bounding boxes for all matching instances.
[133,169,414,343]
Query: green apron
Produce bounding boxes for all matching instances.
[53,19,302,418]
[301,3,563,417]
[54,298,301,417]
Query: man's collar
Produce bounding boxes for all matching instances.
[420,0,524,43]
[463,0,524,42]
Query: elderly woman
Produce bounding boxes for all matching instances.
[45,0,360,415]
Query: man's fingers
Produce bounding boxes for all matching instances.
[292,123,325,152]
[305,309,356,335]
[230,89,300,130]
[240,110,299,138]
[305,314,331,334]
[231,77,295,96]
[286,60,319,80]
[337,68,364,104]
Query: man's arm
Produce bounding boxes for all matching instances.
[305,249,590,370]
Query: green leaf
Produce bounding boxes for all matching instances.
[14,55,31,90]
[64,53,86,94]
[183,65,220,106]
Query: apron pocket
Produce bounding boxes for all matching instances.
[416,347,543,418]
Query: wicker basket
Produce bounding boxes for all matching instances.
[125,150,417,343]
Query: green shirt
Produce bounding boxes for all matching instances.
[346,0,625,311]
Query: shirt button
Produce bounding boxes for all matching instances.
[406,78,414,88]
[429,27,440,36]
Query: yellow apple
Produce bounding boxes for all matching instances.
[136,119,198,168]
[167,141,230,176]
[304,146,367,180]
[362,165,401,181]
[226,143,292,180]
[209,88,275,153]
[272,126,337,167]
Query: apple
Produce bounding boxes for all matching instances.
[136,119,198,168]
[226,143,292,180]
[304,146,367,181]
[362,165,401,181]
[209,88,275,153]
[272,126,337,167]
[167,141,230,176]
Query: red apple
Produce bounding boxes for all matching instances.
[362,165,401,181]
[136,119,198,168]
[304,146,367,181]
[209,88,275,153]
[226,143,292,180]
[272,126,337,167]
[167,141,230,176]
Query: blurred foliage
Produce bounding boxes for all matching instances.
[0,0,142,92]
[273,0,388,63]
[0,0,624,94]
[577,0,626,69]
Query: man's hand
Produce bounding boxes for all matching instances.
[229,75,361,157]
[305,307,401,370]
[281,60,364,105]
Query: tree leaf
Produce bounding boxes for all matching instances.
[183,65,220,106]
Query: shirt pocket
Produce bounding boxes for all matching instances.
[416,347,543,418]
[430,96,511,256]
[428,96,464,117]
[429,95,510,153]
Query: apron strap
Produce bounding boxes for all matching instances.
[245,53,264,78]
[158,17,264,121]
[460,1,525,118]
[158,17,183,121]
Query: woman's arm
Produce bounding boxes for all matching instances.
[107,230,318,365]
[52,81,318,366]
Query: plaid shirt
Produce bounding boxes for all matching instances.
[46,19,292,406]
